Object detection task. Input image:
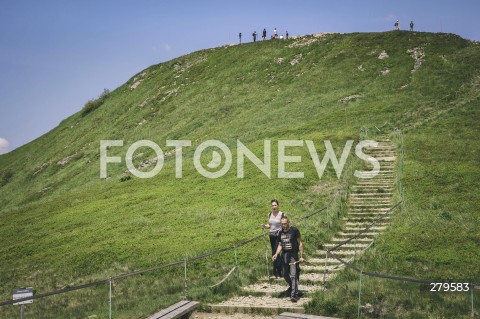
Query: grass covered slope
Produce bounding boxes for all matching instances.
[0,31,479,318]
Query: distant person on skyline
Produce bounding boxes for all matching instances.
[239,32,242,44]
[286,31,289,39]
[253,31,257,42]
[394,20,400,30]
[410,21,414,31]
[273,28,277,38]
[262,28,267,41]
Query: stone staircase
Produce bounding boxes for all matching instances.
[194,136,396,318]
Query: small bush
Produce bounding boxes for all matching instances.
[81,89,110,116]
[120,175,132,182]
[0,168,14,187]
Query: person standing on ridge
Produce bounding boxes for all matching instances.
[394,20,400,30]
[253,31,257,42]
[262,28,267,41]
[273,28,277,38]
[286,30,289,40]
[272,216,304,302]
[239,32,242,44]
[410,21,414,31]
[261,199,284,278]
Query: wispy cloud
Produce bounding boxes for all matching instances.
[0,137,9,155]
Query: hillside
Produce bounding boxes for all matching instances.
[0,31,479,318]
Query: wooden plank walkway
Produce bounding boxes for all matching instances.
[146,300,199,319]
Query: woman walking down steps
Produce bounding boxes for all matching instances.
[262,199,284,278]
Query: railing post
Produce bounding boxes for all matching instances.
[184,258,188,300]
[471,285,475,318]
[357,271,363,319]
[109,277,112,319]
[323,250,328,286]
[354,236,357,259]
[234,247,239,276]
[339,186,343,215]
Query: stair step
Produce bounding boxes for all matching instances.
[315,249,362,256]
[346,220,388,225]
[348,209,391,213]
[349,199,393,203]
[363,145,395,149]
[349,198,391,201]
[209,296,308,314]
[349,193,393,197]
[349,204,392,208]
[301,272,338,283]
[301,264,344,272]
[324,243,370,249]
[346,215,389,220]
[344,226,387,231]
[353,180,394,184]
[356,171,394,174]
[351,192,393,196]
[331,237,374,243]
[364,151,396,155]
[349,202,392,206]
[336,231,378,236]
[274,312,342,319]
[375,157,396,162]
[344,223,388,229]
[242,282,324,296]
[352,187,393,198]
[356,179,394,183]
[355,182,394,186]
[352,185,393,188]
[344,218,389,224]
[364,153,396,158]
[193,311,273,319]
[366,148,396,152]
[367,153,396,157]
[350,195,392,198]
[306,257,343,264]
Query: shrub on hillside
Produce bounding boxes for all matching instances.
[0,168,14,187]
[81,88,110,116]
[120,175,132,182]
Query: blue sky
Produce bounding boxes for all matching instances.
[0,0,479,154]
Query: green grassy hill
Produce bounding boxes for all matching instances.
[0,31,479,318]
